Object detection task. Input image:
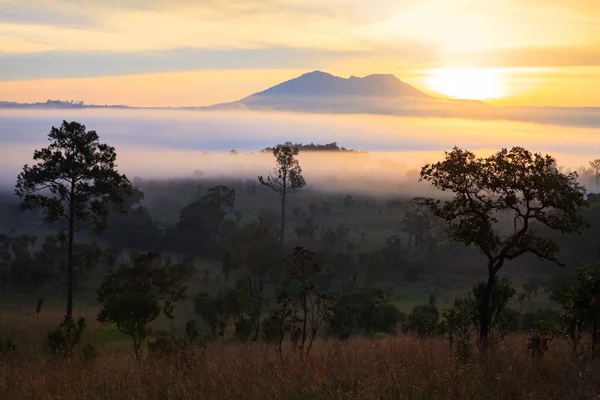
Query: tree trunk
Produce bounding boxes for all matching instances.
[253,315,261,341]
[479,269,495,352]
[280,192,286,248]
[592,307,598,359]
[66,204,75,317]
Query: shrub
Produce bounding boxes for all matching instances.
[47,316,86,357]
[235,317,254,341]
[327,289,404,339]
[527,328,552,360]
[404,295,440,338]
[0,340,18,359]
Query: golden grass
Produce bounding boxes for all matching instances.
[1,335,599,400]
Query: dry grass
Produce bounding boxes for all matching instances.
[1,335,599,400]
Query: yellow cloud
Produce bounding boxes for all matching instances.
[0,69,311,107]
[2,0,598,54]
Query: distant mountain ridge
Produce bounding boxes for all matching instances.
[0,100,130,109]
[199,70,491,112]
[2,71,599,129]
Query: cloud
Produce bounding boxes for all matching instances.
[452,45,600,68]
[0,2,93,27]
[0,0,428,55]
[0,45,438,81]
[518,0,600,15]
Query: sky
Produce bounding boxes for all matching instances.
[0,0,599,107]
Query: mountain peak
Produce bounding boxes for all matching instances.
[301,70,332,77]
[250,71,432,99]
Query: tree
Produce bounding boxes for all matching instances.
[228,223,279,339]
[343,195,354,211]
[258,143,306,247]
[590,159,600,187]
[177,185,236,256]
[401,197,438,253]
[551,263,600,359]
[270,247,334,359]
[15,121,133,316]
[419,146,588,350]
[97,252,187,359]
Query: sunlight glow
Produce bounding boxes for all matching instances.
[424,68,506,100]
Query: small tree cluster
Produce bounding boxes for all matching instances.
[97,252,187,359]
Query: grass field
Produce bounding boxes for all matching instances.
[1,331,599,400]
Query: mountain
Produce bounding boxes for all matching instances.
[2,71,599,129]
[198,71,600,128]
[201,70,489,114]
[253,70,433,99]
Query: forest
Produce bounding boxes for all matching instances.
[1,120,600,399]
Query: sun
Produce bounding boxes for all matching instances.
[424,68,506,100]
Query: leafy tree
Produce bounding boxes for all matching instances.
[177,185,236,256]
[193,291,230,338]
[97,252,187,359]
[258,143,306,247]
[328,288,403,339]
[15,121,133,316]
[401,197,438,253]
[441,296,474,362]
[461,278,520,349]
[551,263,600,359]
[419,146,588,349]
[102,191,161,250]
[257,208,280,236]
[404,295,440,338]
[294,217,319,241]
[590,159,600,187]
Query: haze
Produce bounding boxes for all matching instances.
[1,109,598,195]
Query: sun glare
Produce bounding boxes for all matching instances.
[424,68,506,100]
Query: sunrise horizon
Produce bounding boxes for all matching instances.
[2,0,600,108]
[3,68,600,110]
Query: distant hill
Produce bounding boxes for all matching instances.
[0,100,130,109]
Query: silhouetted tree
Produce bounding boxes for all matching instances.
[15,121,133,316]
[419,146,588,350]
[590,159,600,187]
[343,195,354,211]
[258,143,306,248]
[177,185,236,256]
[97,252,187,359]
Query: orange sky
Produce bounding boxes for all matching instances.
[1,0,599,107]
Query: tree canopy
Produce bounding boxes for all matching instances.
[15,120,133,316]
[419,146,588,348]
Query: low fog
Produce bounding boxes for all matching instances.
[1,108,599,196]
